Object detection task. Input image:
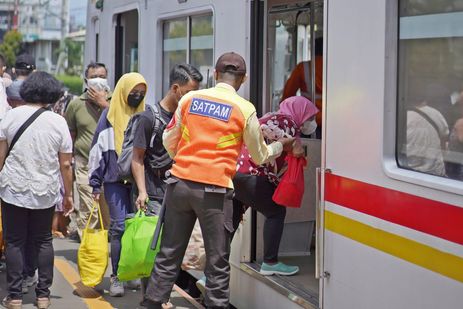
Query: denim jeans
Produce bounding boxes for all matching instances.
[104,182,134,276]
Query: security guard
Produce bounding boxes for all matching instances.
[145,52,294,309]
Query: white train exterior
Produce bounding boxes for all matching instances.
[85,1,463,308]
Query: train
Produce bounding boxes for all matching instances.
[84,1,463,308]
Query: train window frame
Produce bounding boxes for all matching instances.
[160,10,215,96]
[382,1,463,196]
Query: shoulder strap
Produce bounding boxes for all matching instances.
[149,103,165,128]
[7,107,47,157]
[302,61,312,97]
[147,104,164,148]
[409,107,447,148]
[410,107,441,137]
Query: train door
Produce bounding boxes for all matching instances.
[114,9,139,84]
[255,0,324,307]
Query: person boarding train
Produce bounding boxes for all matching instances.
[145,52,295,309]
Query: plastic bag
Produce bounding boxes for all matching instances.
[272,155,307,208]
[78,201,108,287]
[118,210,161,281]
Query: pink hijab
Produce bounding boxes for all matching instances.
[279,96,319,127]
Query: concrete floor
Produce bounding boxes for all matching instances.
[0,237,201,309]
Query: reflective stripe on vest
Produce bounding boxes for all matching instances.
[217,132,243,149]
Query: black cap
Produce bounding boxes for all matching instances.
[215,52,246,74]
[15,53,36,71]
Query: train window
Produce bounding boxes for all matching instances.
[162,14,213,94]
[163,18,188,93]
[396,1,463,181]
[190,15,214,87]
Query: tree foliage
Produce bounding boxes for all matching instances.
[0,30,23,67]
[54,37,84,76]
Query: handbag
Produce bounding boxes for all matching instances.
[78,201,108,287]
[117,210,162,281]
[272,155,307,208]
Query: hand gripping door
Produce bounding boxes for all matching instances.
[78,201,108,287]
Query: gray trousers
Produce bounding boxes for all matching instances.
[145,177,233,308]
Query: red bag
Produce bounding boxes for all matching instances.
[272,155,307,208]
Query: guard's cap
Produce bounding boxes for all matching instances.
[15,53,36,71]
[215,52,246,74]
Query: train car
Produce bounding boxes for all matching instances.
[85,1,463,308]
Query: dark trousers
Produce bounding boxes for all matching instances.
[146,177,233,308]
[23,237,37,278]
[104,182,134,276]
[1,201,54,300]
[233,173,287,263]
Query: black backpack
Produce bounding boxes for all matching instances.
[117,104,163,181]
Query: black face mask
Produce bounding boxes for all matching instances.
[127,93,144,108]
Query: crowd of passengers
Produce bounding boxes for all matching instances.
[0,51,322,309]
[2,48,460,309]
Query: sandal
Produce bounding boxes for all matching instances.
[36,297,50,309]
[2,296,22,309]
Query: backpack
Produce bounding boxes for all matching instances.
[117,104,163,181]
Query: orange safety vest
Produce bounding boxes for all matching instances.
[170,84,255,188]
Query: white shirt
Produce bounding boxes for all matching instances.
[0,77,12,120]
[0,105,73,209]
[406,105,449,176]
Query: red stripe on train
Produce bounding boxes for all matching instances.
[325,173,463,245]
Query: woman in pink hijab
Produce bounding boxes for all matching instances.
[233,96,319,276]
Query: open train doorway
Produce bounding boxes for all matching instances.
[252,0,324,306]
[114,9,139,84]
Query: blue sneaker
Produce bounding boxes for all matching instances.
[260,262,299,276]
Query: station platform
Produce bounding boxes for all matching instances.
[0,238,203,309]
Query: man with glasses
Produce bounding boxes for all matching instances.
[64,62,111,240]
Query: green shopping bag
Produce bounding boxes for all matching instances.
[117,210,162,281]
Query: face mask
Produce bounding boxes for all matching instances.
[127,93,144,108]
[301,119,317,135]
[86,77,110,92]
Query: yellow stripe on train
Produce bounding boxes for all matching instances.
[325,211,463,283]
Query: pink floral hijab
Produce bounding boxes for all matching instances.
[236,96,319,184]
[279,96,319,128]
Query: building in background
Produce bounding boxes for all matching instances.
[0,1,14,42]
[19,0,65,72]
[0,0,86,73]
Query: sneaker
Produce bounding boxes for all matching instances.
[109,276,124,297]
[125,278,141,290]
[2,296,22,309]
[36,297,50,309]
[259,262,299,276]
[195,275,206,295]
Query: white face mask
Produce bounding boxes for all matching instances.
[301,119,317,135]
[87,77,110,92]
